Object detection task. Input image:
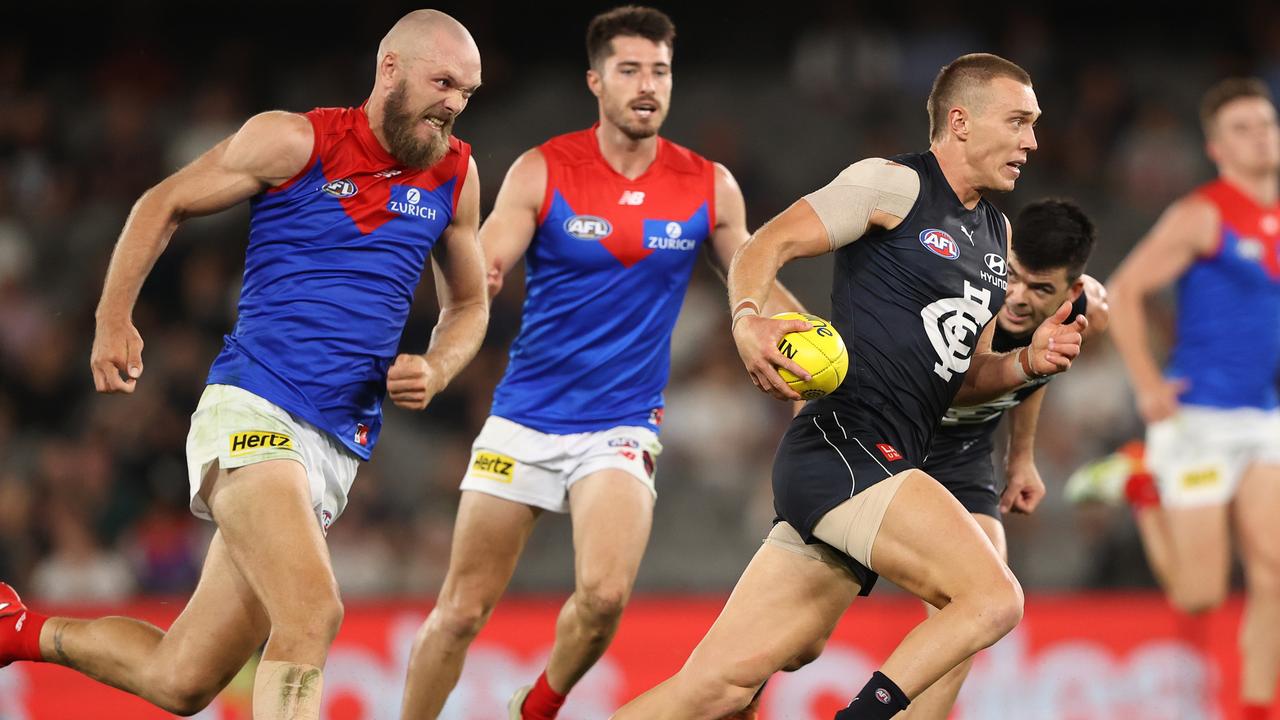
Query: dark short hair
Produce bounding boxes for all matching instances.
[586,6,676,69]
[1012,199,1096,282]
[1200,77,1273,136]
[927,53,1032,141]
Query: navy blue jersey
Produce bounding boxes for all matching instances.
[800,151,1009,466]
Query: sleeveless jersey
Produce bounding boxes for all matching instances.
[207,106,471,459]
[928,292,1088,466]
[803,151,1009,463]
[489,126,717,434]
[1167,179,1280,410]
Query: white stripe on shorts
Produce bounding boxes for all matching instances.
[813,415,857,497]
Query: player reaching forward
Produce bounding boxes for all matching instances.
[0,11,487,720]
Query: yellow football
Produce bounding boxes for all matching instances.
[773,312,849,399]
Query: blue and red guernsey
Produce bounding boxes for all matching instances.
[490,126,716,434]
[208,106,471,459]
[1169,179,1280,410]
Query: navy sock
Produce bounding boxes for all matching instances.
[833,671,909,719]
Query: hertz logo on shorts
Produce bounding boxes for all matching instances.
[1180,467,1222,489]
[470,451,515,483]
[229,431,294,456]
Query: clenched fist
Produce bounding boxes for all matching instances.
[387,354,444,410]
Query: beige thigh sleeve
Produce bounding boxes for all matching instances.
[810,470,910,571]
[763,521,859,581]
[803,158,920,249]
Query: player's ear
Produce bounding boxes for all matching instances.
[378,51,399,88]
[1068,278,1084,302]
[949,106,969,141]
[586,67,603,98]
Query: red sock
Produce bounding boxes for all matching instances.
[6,609,49,662]
[1241,704,1268,720]
[520,670,567,720]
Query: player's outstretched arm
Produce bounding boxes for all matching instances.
[727,159,916,400]
[1001,386,1047,514]
[1107,196,1217,423]
[90,111,313,394]
[704,163,805,317]
[388,157,488,411]
[479,149,545,298]
[957,299,1086,404]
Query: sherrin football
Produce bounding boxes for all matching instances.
[773,312,849,399]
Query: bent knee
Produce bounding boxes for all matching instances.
[782,637,828,672]
[149,671,222,716]
[274,588,344,646]
[966,572,1024,645]
[429,597,497,642]
[1169,585,1226,614]
[575,582,631,624]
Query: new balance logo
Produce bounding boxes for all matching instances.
[618,190,646,205]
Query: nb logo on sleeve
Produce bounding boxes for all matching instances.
[921,281,993,381]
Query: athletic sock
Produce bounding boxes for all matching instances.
[833,671,909,719]
[520,670,567,720]
[4,609,48,663]
[1241,703,1269,720]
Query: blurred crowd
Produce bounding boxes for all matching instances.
[2,1,1279,602]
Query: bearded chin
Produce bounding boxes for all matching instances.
[383,88,451,168]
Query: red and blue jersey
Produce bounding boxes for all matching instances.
[1169,179,1280,410]
[490,126,716,434]
[207,106,470,459]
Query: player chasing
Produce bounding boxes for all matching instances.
[902,198,1107,719]
[612,52,1087,720]
[397,7,808,720]
[1070,77,1280,720]
[0,11,487,720]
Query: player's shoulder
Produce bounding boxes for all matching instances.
[656,136,713,176]
[230,110,315,181]
[1166,186,1222,231]
[537,127,596,165]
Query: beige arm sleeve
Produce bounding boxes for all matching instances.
[802,158,921,250]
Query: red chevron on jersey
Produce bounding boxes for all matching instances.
[1198,179,1280,279]
[535,125,716,270]
[273,106,469,236]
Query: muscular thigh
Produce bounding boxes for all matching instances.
[568,469,654,590]
[204,459,338,612]
[683,542,861,688]
[869,470,1011,609]
[155,531,270,685]
[1236,463,1280,586]
[437,490,540,604]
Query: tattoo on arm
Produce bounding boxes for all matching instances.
[53,620,75,669]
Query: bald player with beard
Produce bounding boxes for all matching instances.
[0,11,488,720]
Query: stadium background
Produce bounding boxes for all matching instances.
[1,1,1278,717]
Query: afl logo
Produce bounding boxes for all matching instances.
[564,215,613,240]
[321,178,358,198]
[920,229,960,260]
[984,253,1006,276]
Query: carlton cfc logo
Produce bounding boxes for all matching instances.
[919,229,960,260]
